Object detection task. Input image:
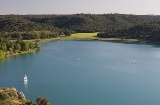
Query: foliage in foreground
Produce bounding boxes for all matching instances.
[0,88,51,105]
[36,96,51,105]
[0,88,33,105]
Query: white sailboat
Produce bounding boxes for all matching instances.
[24,74,28,82]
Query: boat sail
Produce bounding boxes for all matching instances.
[24,74,28,82]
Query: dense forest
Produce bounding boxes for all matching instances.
[97,23,160,41]
[1,14,160,59]
[1,14,160,34]
[1,14,160,39]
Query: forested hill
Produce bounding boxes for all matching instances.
[23,14,160,33]
[1,14,160,40]
[0,15,61,33]
[1,14,160,33]
[97,23,160,41]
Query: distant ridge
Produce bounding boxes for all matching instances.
[1,13,160,32]
[1,14,160,41]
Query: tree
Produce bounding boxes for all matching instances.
[64,30,71,36]
[0,50,6,60]
[29,42,34,49]
[14,43,21,51]
[20,41,29,51]
[25,100,35,105]
[6,42,14,51]
[36,96,51,105]
[35,42,40,50]
[0,43,7,51]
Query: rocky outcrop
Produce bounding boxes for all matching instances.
[0,87,26,100]
[0,87,32,105]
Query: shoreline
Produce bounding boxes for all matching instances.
[5,49,36,58]
[24,33,160,45]
[2,33,160,61]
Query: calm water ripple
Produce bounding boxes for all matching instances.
[1,41,160,105]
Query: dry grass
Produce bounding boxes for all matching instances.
[60,33,98,40]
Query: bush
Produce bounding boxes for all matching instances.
[0,92,10,101]
[0,50,6,60]
[25,100,35,105]
[36,96,51,105]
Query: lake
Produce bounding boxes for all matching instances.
[1,40,160,105]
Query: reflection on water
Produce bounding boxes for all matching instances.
[24,80,28,93]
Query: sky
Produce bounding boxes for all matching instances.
[0,0,160,15]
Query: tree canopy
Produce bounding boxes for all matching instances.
[1,14,160,42]
[36,96,51,105]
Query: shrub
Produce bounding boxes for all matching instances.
[0,92,10,101]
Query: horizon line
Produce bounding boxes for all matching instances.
[0,13,160,16]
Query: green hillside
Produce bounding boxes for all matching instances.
[1,14,160,41]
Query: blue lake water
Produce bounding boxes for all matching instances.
[1,40,160,105]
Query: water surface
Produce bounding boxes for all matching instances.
[0,41,160,105]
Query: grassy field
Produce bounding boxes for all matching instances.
[24,32,138,43]
[60,33,98,40]
[59,33,139,42]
